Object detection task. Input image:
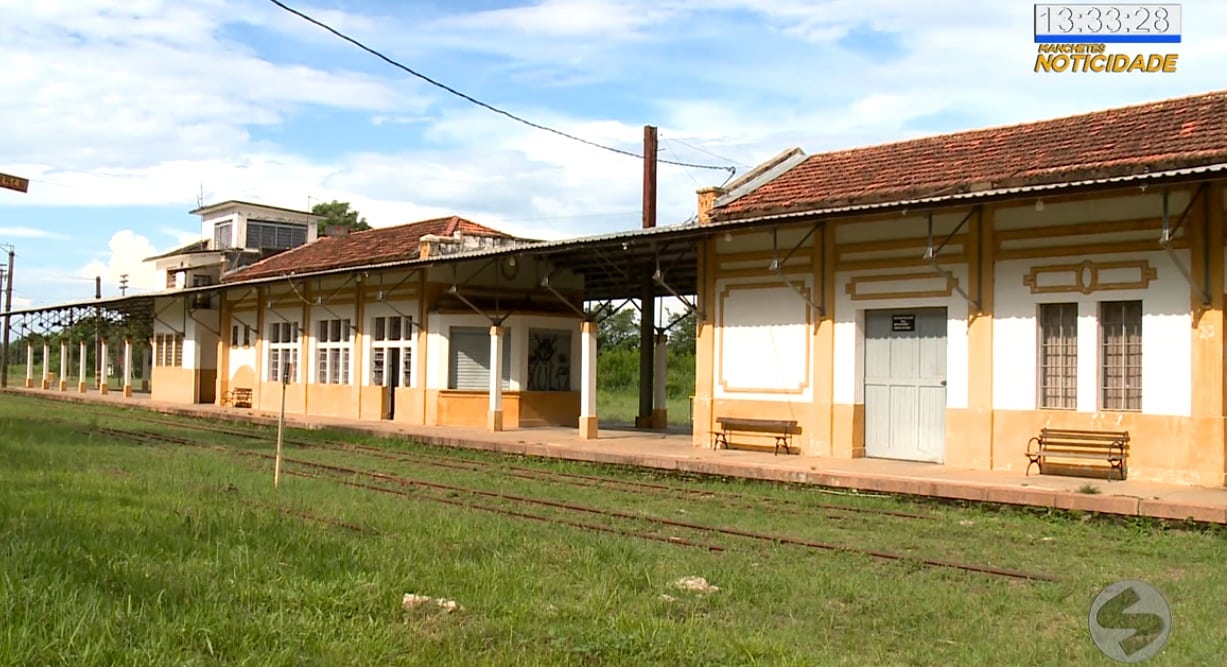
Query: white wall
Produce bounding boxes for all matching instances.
[992,250,1191,416]
[832,265,970,409]
[228,310,259,379]
[425,312,582,391]
[713,277,814,403]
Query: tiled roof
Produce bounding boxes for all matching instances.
[713,90,1227,220]
[224,216,512,281]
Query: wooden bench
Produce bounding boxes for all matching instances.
[713,417,799,456]
[224,387,253,409]
[1025,428,1129,481]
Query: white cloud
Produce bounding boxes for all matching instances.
[6,0,1227,309]
[0,227,70,240]
[79,230,161,293]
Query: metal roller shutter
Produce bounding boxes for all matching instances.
[449,327,511,390]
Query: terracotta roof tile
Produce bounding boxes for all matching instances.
[224,216,511,281]
[713,90,1227,220]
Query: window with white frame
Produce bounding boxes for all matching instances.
[267,321,299,382]
[448,326,511,390]
[527,329,571,391]
[1100,300,1142,411]
[213,222,232,250]
[153,333,183,367]
[316,318,352,384]
[1037,303,1077,409]
[371,315,414,388]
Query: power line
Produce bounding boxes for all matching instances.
[264,0,735,175]
[661,135,751,168]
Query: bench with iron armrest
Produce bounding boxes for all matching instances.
[223,387,253,409]
[1025,428,1129,481]
[712,417,799,455]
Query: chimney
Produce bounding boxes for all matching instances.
[325,225,349,238]
[696,186,724,225]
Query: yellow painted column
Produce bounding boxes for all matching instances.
[579,320,598,439]
[300,283,311,414]
[254,288,266,409]
[24,342,32,388]
[812,224,836,457]
[216,294,229,405]
[691,239,716,448]
[353,278,365,419]
[952,206,995,470]
[1189,183,1225,486]
[488,325,505,431]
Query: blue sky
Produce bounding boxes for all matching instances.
[0,0,1223,307]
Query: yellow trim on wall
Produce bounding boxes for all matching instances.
[1022,259,1158,295]
[844,271,958,301]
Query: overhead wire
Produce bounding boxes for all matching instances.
[263,0,736,176]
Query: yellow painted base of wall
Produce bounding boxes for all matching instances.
[152,367,202,404]
[123,385,132,398]
[78,382,87,393]
[945,408,994,469]
[24,378,32,388]
[41,379,50,390]
[488,410,503,432]
[831,403,865,459]
[99,385,109,395]
[432,390,580,429]
[579,416,598,440]
[993,409,1226,486]
[309,384,361,419]
[58,381,67,392]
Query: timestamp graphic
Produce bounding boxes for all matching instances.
[1035,4,1181,43]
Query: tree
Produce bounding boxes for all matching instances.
[312,200,371,236]
[585,306,639,351]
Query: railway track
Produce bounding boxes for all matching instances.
[89,423,1059,583]
[107,411,934,522]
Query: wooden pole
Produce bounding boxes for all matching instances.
[274,360,288,487]
[637,125,658,427]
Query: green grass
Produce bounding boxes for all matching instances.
[3,393,1227,665]
[596,390,692,427]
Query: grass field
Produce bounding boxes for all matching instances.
[596,391,692,427]
[3,393,1227,665]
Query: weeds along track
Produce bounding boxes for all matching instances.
[90,423,1058,583]
[109,411,933,522]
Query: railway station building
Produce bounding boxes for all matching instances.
[9,89,1227,488]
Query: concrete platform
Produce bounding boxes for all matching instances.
[10,386,1227,524]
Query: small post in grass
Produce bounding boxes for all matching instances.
[274,360,290,488]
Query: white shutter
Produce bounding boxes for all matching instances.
[449,327,510,390]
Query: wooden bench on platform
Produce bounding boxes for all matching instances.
[712,417,799,456]
[223,387,253,409]
[1025,428,1129,481]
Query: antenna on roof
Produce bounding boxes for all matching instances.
[197,184,205,208]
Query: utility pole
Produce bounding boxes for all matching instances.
[0,245,13,388]
[636,126,658,428]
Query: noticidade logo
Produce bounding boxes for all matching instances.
[1035,43,1178,73]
